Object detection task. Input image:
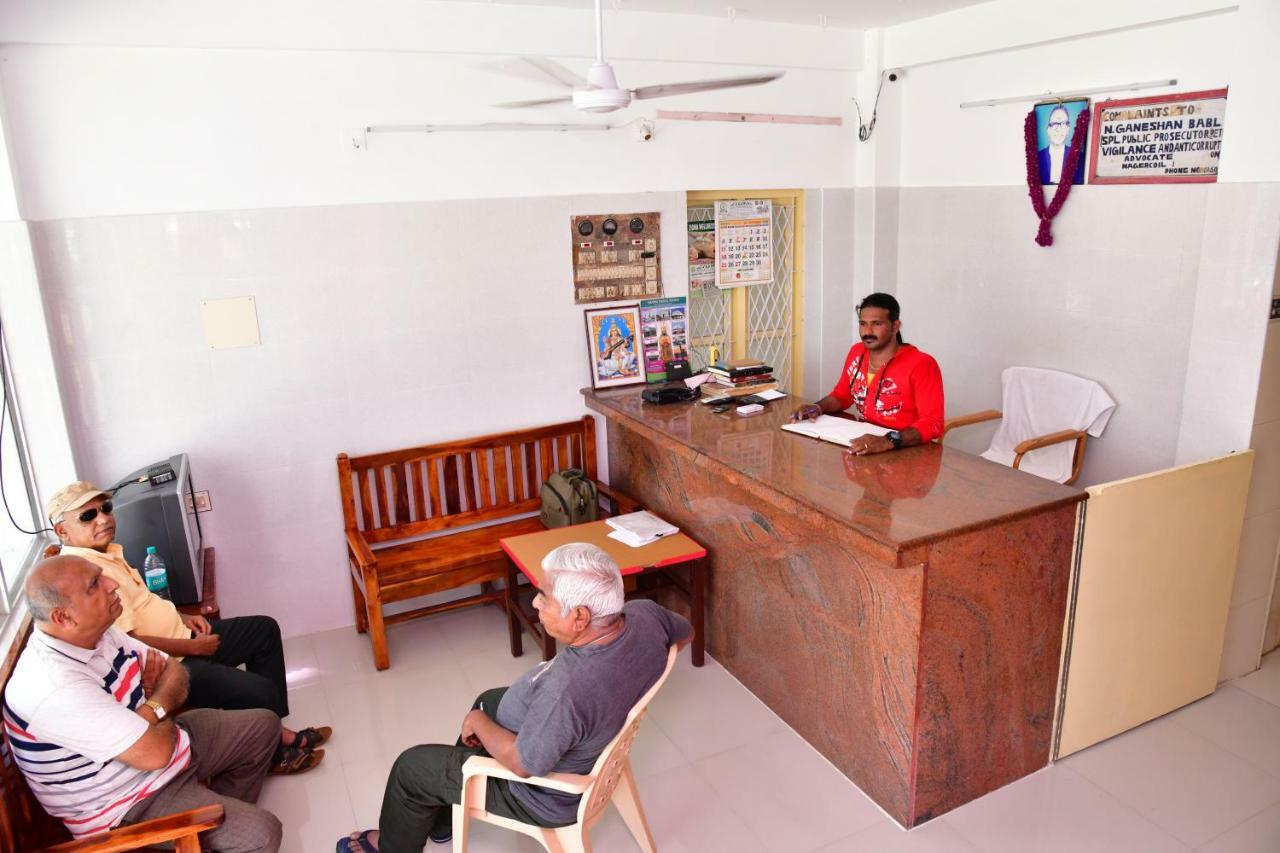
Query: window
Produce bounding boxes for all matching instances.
[685,190,805,393]
[0,335,44,614]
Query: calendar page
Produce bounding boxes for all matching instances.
[714,199,772,288]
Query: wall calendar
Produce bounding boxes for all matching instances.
[715,199,772,288]
[571,212,662,304]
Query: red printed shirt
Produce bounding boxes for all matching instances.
[829,343,945,442]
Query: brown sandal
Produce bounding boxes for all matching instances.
[292,725,332,750]
[270,746,324,775]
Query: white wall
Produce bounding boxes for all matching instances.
[0,1,861,221]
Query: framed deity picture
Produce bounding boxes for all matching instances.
[584,304,645,389]
[1033,98,1090,186]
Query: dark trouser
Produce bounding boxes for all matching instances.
[183,616,290,719]
[123,708,283,853]
[377,688,566,853]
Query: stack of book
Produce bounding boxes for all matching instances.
[702,358,778,398]
[605,510,679,547]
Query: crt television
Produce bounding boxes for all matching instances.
[111,453,204,605]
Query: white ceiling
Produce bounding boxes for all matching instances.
[451,0,990,30]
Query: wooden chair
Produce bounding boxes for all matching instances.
[337,416,638,670]
[452,643,679,853]
[0,616,224,853]
[943,366,1116,486]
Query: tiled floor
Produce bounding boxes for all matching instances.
[260,607,1280,852]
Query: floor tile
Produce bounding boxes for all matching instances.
[691,728,883,853]
[608,763,768,853]
[1169,685,1280,776]
[259,756,357,853]
[433,605,524,659]
[943,764,1188,853]
[645,655,784,762]
[814,817,983,853]
[1234,649,1280,708]
[1063,715,1280,847]
[457,644,547,698]
[627,716,690,782]
[1196,801,1280,853]
[280,680,334,741]
[280,632,321,687]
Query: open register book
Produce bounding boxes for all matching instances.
[605,510,679,547]
[781,415,890,447]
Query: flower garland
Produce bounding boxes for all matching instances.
[1024,107,1090,247]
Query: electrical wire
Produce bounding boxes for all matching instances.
[0,315,52,536]
[852,69,896,143]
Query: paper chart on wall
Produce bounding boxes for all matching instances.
[715,199,772,288]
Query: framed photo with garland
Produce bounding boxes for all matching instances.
[1033,98,1090,186]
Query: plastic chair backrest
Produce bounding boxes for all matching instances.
[576,643,679,825]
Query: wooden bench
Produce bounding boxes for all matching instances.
[0,615,224,853]
[337,416,637,670]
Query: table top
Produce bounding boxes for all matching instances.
[583,386,1086,553]
[501,519,706,587]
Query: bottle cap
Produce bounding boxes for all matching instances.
[146,546,157,554]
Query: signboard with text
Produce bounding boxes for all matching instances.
[1088,88,1228,185]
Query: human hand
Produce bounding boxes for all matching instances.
[460,710,484,748]
[141,650,165,697]
[189,633,221,656]
[789,403,822,423]
[848,435,894,456]
[183,614,212,635]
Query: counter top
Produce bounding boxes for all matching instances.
[583,386,1086,556]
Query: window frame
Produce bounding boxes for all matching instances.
[0,331,51,615]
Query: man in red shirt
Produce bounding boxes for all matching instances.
[789,293,944,455]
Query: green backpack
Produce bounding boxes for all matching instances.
[540,469,599,529]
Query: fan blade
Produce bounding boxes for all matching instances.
[631,71,784,101]
[492,95,576,109]
[521,57,591,91]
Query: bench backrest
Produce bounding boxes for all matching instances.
[0,616,73,852]
[336,416,598,545]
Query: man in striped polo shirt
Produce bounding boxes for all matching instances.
[3,555,283,852]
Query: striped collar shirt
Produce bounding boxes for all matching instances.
[2,626,191,839]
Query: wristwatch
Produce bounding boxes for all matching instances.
[886,430,903,449]
[143,699,167,721]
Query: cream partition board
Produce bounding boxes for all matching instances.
[1054,451,1254,759]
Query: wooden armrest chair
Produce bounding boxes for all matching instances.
[452,644,680,852]
[941,367,1116,486]
[0,617,225,853]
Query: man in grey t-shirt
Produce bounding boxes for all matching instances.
[338,543,691,853]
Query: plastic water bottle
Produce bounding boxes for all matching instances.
[143,546,171,601]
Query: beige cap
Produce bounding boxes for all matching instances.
[46,480,111,523]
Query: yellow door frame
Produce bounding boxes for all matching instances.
[685,189,805,393]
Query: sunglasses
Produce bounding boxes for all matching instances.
[72,500,114,524]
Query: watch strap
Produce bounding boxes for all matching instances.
[143,699,167,721]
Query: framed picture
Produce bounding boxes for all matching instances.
[1088,88,1227,185]
[1033,98,1090,186]
[584,304,645,389]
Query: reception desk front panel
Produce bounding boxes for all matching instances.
[583,388,1084,826]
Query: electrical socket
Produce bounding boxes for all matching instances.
[193,490,213,513]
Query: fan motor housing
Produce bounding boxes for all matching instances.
[573,88,632,113]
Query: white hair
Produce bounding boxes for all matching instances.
[541,542,624,624]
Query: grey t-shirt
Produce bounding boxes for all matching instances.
[495,599,691,825]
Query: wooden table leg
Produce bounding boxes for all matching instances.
[505,558,523,658]
[540,623,556,662]
[691,557,705,667]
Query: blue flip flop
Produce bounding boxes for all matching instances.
[336,829,378,853]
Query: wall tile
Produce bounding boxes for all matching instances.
[1220,595,1269,682]
[1231,509,1280,608]
[1246,419,1280,516]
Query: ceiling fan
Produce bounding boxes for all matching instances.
[493,0,784,114]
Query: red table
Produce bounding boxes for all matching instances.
[500,520,707,666]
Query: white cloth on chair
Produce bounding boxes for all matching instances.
[980,366,1116,484]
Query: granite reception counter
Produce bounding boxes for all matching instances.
[583,387,1087,827]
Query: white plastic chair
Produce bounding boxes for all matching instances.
[452,643,679,853]
[943,366,1116,485]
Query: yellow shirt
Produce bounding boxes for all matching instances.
[60,544,190,650]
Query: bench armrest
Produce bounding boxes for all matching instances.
[346,529,376,569]
[462,755,591,795]
[43,805,225,853]
[942,409,1002,438]
[594,481,642,516]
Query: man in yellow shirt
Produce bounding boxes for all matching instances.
[48,480,330,774]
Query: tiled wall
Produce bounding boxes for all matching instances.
[891,182,1280,681]
[31,190,854,638]
[31,193,694,637]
